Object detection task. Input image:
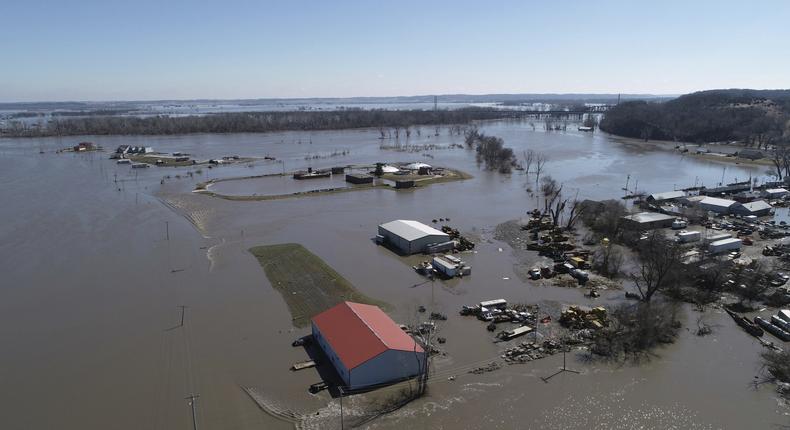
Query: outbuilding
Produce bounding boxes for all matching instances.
[311,302,426,390]
[377,220,449,254]
[738,149,764,160]
[646,191,685,203]
[345,174,374,185]
[763,188,789,199]
[621,212,676,230]
[395,180,415,189]
[732,200,773,217]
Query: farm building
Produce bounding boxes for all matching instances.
[621,212,676,230]
[763,188,789,199]
[377,220,450,254]
[646,190,685,203]
[698,197,737,214]
[345,174,374,184]
[732,200,773,217]
[311,302,426,390]
[404,162,431,171]
[737,149,764,160]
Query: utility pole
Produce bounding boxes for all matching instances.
[541,337,580,383]
[178,305,187,327]
[339,387,345,430]
[185,393,200,430]
[165,305,188,331]
[165,221,170,241]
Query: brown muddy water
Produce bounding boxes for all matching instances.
[0,121,787,430]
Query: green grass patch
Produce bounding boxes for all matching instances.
[248,243,387,327]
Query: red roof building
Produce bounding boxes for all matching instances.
[311,302,426,389]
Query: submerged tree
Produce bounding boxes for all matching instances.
[631,233,683,302]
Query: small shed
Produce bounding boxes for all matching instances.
[395,180,415,189]
[345,174,373,185]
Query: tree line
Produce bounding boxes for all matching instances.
[1,108,512,137]
[600,89,790,146]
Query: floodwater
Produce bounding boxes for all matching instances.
[0,121,787,430]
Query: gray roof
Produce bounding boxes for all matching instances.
[648,191,685,201]
[622,212,675,224]
[738,200,772,212]
[379,220,449,242]
[700,197,737,208]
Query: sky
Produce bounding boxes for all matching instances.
[1,0,789,102]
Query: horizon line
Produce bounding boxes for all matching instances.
[0,91,684,105]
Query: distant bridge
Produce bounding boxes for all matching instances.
[459,104,614,120]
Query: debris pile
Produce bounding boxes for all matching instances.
[559,306,608,330]
[440,225,475,251]
[468,362,501,374]
[502,339,564,364]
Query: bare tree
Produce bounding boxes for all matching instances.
[564,190,584,230]
[540,176,572,227]
[630,232,683,303]
[592,242,624,278]
[534,153,548,187]
[522,149,535,175]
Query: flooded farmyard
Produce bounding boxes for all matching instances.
[1,121,787,430]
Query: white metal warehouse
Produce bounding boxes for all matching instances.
[377,219,450,254]
[311,302,426,390]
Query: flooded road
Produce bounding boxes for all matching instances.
[0,121,785,429]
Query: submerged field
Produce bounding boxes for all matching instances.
[249,243,387,327]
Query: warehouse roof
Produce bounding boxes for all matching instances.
[312,302,423,370]
[622,212,675,224]
[738,200,772,212]
[700,196,737,208]
[647,191,685,201]
[379,220,449,242]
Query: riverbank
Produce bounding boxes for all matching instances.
[606,133,776,169]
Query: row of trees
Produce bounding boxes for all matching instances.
[2,108,511,137]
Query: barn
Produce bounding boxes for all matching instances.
[377,220,450,254]
[311,302,426,390]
